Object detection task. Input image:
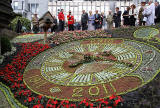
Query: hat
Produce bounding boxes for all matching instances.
[141,0,146,3]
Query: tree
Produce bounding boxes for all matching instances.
[0,0,15,29]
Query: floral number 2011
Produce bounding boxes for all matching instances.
[72,86,101,97]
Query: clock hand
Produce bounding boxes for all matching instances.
[94,55,133,67]
[69,51,133,68]
[69,53,94,67]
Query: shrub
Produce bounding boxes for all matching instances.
[10,16,31,32]
[1,37,12,55]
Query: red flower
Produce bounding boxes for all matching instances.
[85,102,89,106]
[37,95,43,99]
[109,94,116,100]
[28,97,32,102]
[24,100,27,103]
[89,103,93,107]
[69,104,76,108]
[46,104,53,108]
[33,104,44,108]
[114,99,121,106]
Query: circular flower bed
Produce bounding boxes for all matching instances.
[1,30,160,108]
[133,27,160,43]
[0,41,123,108]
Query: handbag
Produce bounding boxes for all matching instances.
[143,17,147,22]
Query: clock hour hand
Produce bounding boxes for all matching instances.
[68,51,133,68]
[69,53,94,67]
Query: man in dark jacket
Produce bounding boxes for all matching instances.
[51,16,58,32]
[94,10,101,30]
[81,10,88,30]
[155,2,160,24]
[113,7,121,28]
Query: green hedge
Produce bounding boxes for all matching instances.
[1,37,11,55]
[10,16,31,32]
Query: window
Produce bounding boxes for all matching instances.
[22,1,24,10]
[14,1,18,10]
[28,3,39,14]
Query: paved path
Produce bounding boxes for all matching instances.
[0,90,11,108]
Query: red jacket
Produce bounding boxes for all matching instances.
[58,12,65,21]
[67,15,74,25]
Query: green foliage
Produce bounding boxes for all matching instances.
[1,37,11,55]
[10,16,31,32]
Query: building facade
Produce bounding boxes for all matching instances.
[12,0,158,21]
[11,0,48,20]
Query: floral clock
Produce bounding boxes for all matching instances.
[23,38,160,102]
[133,27,160,43]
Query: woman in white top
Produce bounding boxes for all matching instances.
[143,1,155,26]
[88,11,95,31]
[129,4,137,26]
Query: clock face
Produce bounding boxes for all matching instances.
[23,38,160,101]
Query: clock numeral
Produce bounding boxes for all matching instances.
[50,87,61,93]
[102,84,108,95]
[72,86,101,97]
[29,76,41,82]
[72,87,83,97]
[29,75,47,88]
[89,86,100,96]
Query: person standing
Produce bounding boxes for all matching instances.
[106,11,113,29]
[58,9,65,32]
[138,2,146,26]
[32,14,39,33]
[16,19,22,34]
[155,2,160,24]
[88,11,95,31]
[113,7,121,28]
[94,10,101,30]
[51,16,58,32]
[129,4,137,26]
[81,10,88,31]
[101,12,106,29]
[143,1,155,26]
[67,11,74,31]
[123,6,130,27]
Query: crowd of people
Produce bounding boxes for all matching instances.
[55,0,160,32]
[26,0,160,34]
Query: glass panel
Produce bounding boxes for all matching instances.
[14,1,18,10]
[31,4,36,13]
[48,6,52,12]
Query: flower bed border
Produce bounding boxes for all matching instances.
[133,27,160,44]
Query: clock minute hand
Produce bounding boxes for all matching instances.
[94,55,133,67]
[96,51,134,67]
[69,53,94,67]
